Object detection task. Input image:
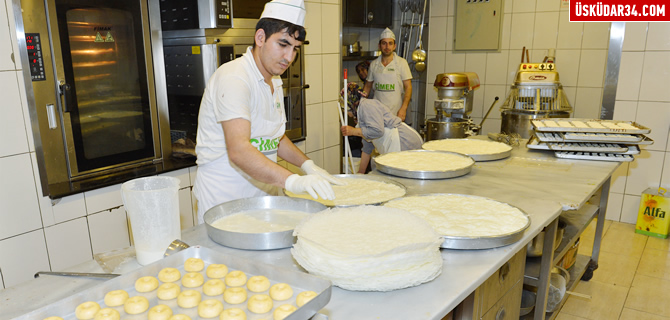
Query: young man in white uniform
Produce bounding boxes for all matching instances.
[193,0,340,223]
[363,28,413,122]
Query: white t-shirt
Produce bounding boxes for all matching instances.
[367,53,413,115]
[194,46,286,222]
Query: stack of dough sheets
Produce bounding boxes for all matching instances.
[384,194,529,237]
[291,206,443,291]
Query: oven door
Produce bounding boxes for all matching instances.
[46,0,161,177]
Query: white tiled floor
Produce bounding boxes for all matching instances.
[555,220,670,320]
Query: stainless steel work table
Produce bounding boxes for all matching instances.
[0,140,619,320]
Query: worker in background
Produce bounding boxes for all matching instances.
[341,88,423,174]
[363,28,413,122]
[193,0,341,223]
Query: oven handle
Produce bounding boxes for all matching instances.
[58,81,74,113]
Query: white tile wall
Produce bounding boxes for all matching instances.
[485,51,509,85]
[0,154,42,241]
[555,49,581,87]
[512,0,536,13]
[0,230,49,288]
[605,192,624,221]
[160,168,190,189]
[0,1,14,71]
[581,23,610,49]
[577,49,607,87]
[323,100,341,148]
[625,150,666,196]
[305,103,324,153]
[636,102,670,151]
[305,55,323,104]
[609,161,630,194]
[574,87,603,119]
[532,12,559,50]
[44,217,92,271]
[639,51,670,102]
[323,145,341,174]
[52,193,87,224]
[621,194,642,224]
[615,52,644,101]
[178,188,194,229]
[321,4,340,54]
[662,154,670,189]
[622,22,648,51]
[304,2,323,55]
[0,71,29,157]
[84,185,123,215]
[557,11,583,49]
[321,54,341,102]
[464,53,487,83]
[645,23,670,51]
[87,207,130,255]
[509,13,535,50]
[430,0,449,17]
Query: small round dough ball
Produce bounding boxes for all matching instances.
[203,279,226,296]
[182,272,205,288]
[223,287,248,304]
[75,301,100,320]
[177,290,202,308]
[219,308,247,320]
[157,282,181,300]
[269,283,293,301]
[206,263,228,278]
[184,258,205,272]
[104,289,129,307]
[94,308,120,320]
[247,294,273,314]
[273,304,297,320]
[148,304,173,320]
[43,317,64,320]
[124,296,150,315]
[295,291,318,307]
[246,275,271,293]
[158,267,181,283]
[169,315,191,320]
[198,299,224,319]
[135,276,159,292]
[225,270,247,287]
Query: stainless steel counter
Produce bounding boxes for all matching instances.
[0,139,619,320]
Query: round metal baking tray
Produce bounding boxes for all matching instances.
[374,150,474,179]
[283,174,406,207]
[422,138,512,161]
[384,193,531,249]
[203,196,327,250]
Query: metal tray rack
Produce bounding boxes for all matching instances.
[374,150,474,180]
[384,194,531,250]
[534,132,653,145]
[527,135,639,154]
[531,118,651,134]
[15,246,332,320]
[555,151,635,162]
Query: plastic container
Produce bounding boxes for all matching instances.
[121,176,181,265]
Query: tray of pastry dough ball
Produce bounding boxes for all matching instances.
[532,118,651,134]
[15,246,331,320]
[373,150,475,179]
[554,151,635,162]
[527,135,630,153]
[534,131,653,145]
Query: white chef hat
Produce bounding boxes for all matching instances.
[260,0,307,27]
[380,28,396,41]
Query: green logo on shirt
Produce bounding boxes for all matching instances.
[375,83,395,91]
[250,137,280,152]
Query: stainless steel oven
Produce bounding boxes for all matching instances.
[16,0,170,197]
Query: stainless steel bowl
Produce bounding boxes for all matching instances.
[203,196,327,250]
[520,289,536,316]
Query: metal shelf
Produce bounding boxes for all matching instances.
[524,203,599,287]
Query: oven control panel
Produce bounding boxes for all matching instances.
[25,33,46,81]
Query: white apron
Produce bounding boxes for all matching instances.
[372,55,405,116]
[194,89,286,224]
[371,127,401,154]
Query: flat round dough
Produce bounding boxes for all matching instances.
[205,264,228,278]
[203,279,226,296]
[273,304,297,320]
[124,296,150,315]
[422,138,512,159]
[374,150,474,172]
[135,276,159,292]
[75,301,100,320]
[225,270,247,287]
[157,283,181,300]
[197,299,224,319]
[177,290,202,308]
[296,291,318,307]
[168,315,191,320]
[43,317,64,320]
[247,294,273,314]
[93,308,120,320]
[158,267,181,283]
[147,305,173,320]
[184,258,205,272]
[247,275,271,292]
[286,178,405,206]
[219,308,247,320]
[223,287,248,304]
[269,283,293,301]
[181,272,205,288]
[103,290,129,307]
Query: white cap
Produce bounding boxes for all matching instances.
[260,0,307,27]
[380,28,396,41]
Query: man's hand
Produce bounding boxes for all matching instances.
[285,174,335,200]
[341,125,361,137]
[301,160,345,185]
[397,108,407,122]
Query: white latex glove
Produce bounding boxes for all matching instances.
[301,160,346,186]
[285,174,336,200]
